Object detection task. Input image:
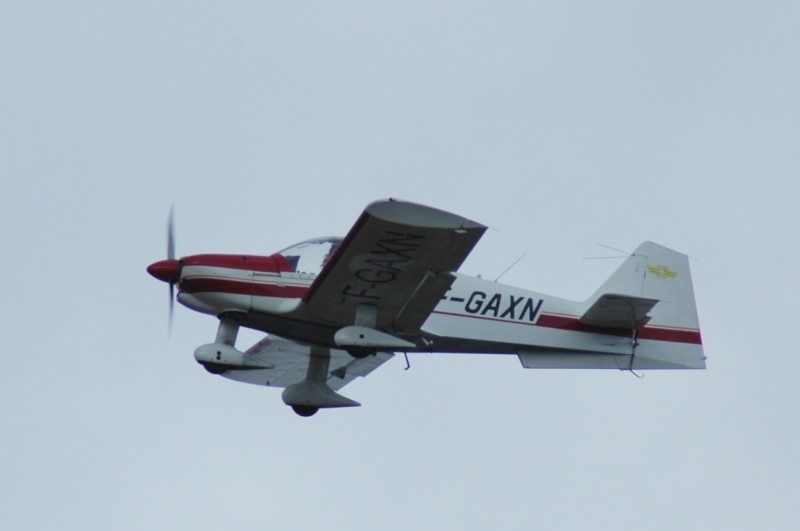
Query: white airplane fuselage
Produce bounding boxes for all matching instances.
[162,251,703,370]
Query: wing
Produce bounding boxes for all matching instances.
[221,335,394,391]
[302,199,487,333]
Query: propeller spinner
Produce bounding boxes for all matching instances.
[147,206,181,329]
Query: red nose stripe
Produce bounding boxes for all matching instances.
[181,254,292,273]
[147,259,181,283]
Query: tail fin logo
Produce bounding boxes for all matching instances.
[647,265,678,279]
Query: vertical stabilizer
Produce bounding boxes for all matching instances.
[586,242,704,369]
[590,242,700,330]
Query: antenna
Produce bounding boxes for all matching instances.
[494,253,527,282]
[582,243,633,260]
[596,243,632,255]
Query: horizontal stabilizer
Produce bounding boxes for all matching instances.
[579,293,658,329]
[517,346,705,370]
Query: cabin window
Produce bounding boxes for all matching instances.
[277,237,342,276]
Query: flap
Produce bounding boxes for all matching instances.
[302,199,486,332]
[579,293,659,330]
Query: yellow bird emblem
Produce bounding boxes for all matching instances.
[648,265,678,279]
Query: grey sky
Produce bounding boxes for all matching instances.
[2,2,798,529]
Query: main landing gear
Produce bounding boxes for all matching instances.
[291,405,320,417]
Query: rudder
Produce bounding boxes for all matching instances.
[588,242,705,369]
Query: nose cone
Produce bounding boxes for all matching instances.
[147,259,181,284]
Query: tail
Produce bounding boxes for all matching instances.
[585,241,705,369]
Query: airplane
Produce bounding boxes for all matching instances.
[147,199,705,417]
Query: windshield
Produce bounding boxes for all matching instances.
[277,237,342,276]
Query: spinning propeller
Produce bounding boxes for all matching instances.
[147,206,182,330]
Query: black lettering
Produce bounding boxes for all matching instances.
[355,269,397,283]
[373,232,424,260]
[342,285,381,300]
[481,294,502,317]
[365,258,406,272]
[500,295,524,320]
[520,298,543,322]
[465,291,486,314]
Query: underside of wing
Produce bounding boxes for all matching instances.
[301,199,487,333]
[221,335,394,391]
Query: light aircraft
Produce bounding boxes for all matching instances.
[147,199,704,416]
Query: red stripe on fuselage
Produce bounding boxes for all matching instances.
[181,254,293,273]
[432,310,702,345]
[180,277,309,298]
[536,312,702,344]
[638,326,703,344]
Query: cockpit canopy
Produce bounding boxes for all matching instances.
[277,237,342,277]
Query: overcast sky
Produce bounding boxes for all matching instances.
[2,2,798,530]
